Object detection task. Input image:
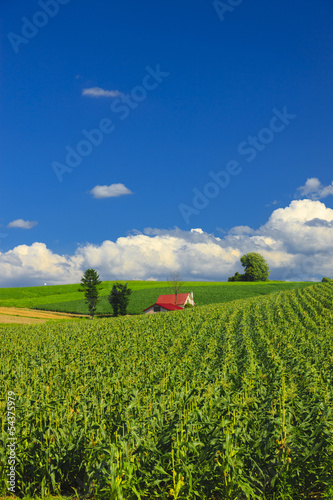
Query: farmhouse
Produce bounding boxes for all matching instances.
[143,292,195,314]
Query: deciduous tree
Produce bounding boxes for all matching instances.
[168,272,184,304]
[228,253,270,282]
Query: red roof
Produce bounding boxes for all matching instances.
[157,293,191,306]
[143,293,194,313]
[157,303,183,311]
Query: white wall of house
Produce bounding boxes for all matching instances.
[144,305,168,314]
[184,292,195,306]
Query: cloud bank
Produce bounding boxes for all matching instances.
[1,199,333,287]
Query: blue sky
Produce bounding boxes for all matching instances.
[1,0,333,285]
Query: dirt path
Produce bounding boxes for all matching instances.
[0,307,86,324]
[0,315,47,325]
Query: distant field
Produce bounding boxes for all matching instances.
[0,281,314,315]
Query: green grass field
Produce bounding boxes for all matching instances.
[0,280,314,315]
[1,283,333,499]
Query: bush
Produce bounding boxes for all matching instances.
[228,272,244,282]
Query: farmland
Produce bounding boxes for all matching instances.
[0,280,313,316]
[1,283,333,499]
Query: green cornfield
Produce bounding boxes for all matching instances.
[1,283,333,499]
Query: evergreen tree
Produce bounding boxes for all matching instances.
[78,269,102,319]
[108,283,132,316]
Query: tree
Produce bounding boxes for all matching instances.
[241,253,270,281]
[168,272,184,305]
[108,283,132,317]
[78,269,102,319]
[322,277,333,283]
[228,253,270,282]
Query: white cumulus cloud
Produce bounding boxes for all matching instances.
[0,243,82,287]
[82,87,123,98]
[90,184,133,199]
[7,219,38,229]
[297,177,333,200]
